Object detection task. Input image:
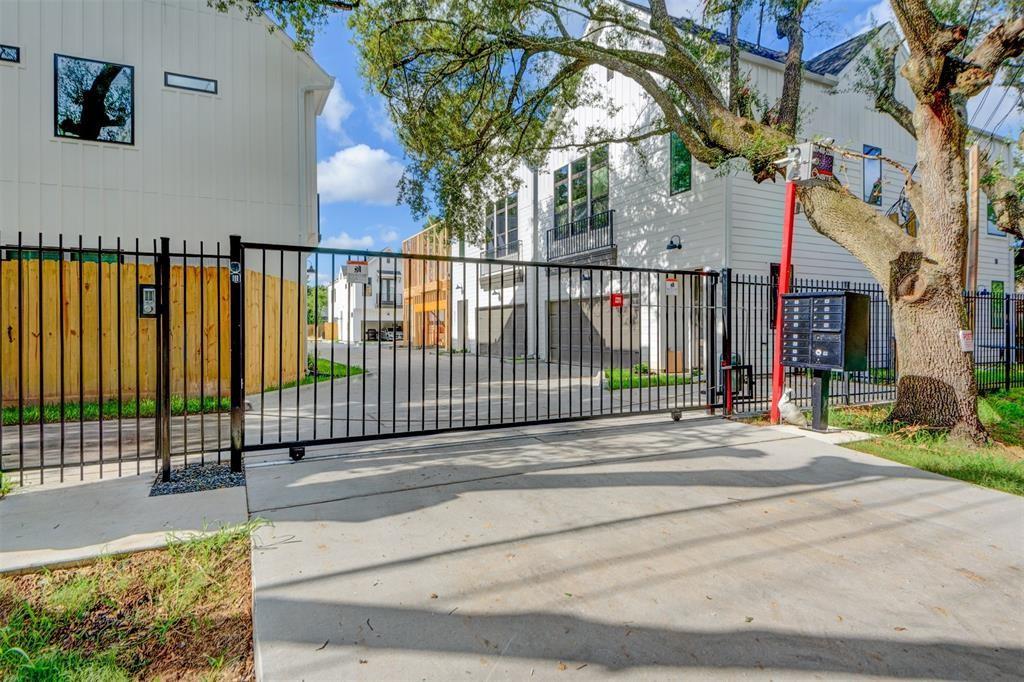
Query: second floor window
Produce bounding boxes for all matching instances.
[669,133,692,194]
[485,193,519,256]
[554,145,610,236]
[381,277,396,303]
[987,202,1004,236]
[863,145,882,205]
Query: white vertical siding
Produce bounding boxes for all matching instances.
[0,0,331,248]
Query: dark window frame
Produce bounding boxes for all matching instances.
[0,44,19,63]
[54,53,135,146]
[164,71,218,95]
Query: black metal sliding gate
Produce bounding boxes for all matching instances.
[228,239,723,462]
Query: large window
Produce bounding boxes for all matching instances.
[485,193,519,257]
[553,145,610,238]
[987,202,1004,236]
[863,145,882,205]
[55,54,134,145]
[670,133,692,194]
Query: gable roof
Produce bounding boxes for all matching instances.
[618,1,879,77]
[805,26,883,75]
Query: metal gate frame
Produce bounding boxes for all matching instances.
[227,237,725,468]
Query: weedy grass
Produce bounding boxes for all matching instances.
[827,388,1024,496]
[604,368,694,390]
[0,519,264,680]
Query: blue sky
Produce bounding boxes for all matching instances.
[307,1,1022,253]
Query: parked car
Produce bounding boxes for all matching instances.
[365,328,379,342]
[382,328,404,342]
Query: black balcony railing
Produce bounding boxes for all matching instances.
[547,210,614,261]
[485,239,521,259]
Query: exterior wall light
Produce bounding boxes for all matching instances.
[667,235,683,250]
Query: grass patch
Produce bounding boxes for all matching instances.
[268,355,362,392]
[604,368,695,390]
[0,520,261,680]
[2,395,231,427]
[830,388,1024,496]
[3,355,362,426]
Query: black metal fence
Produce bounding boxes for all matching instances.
[3,230,1020,487]
[729,273,1024,413]
[0,233,231,487]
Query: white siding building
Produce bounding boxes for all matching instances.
[330,251,404,343]
[0,0,332,249]
[452,2,1016,374]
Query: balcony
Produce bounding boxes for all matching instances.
[546,210,614,261]
[484,239,521,260]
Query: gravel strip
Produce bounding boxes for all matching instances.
[150,463,246,496]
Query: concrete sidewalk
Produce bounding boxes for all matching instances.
[247,417,1024,680]
[0,473,248,574]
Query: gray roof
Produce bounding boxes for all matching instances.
[805,27,882,75]
[619,1,879,77]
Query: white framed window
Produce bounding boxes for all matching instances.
[0,44,19,63]
[164,71,218,94]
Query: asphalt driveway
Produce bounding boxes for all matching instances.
[245,416,1024,680]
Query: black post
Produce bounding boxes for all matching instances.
[157,238,172,482]
[229,235,244,473]
[720,268,733,415]
[1005,293,1012,392]
[705,274,717,414]
[811,369,831,431]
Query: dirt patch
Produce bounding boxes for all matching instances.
[0,528,254,680]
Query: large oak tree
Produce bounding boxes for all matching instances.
[220,0,1024,441]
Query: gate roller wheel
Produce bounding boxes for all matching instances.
[289,446,306,461]
[671,410,682,422]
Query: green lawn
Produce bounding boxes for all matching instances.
[604,367,694,390]
[829,388,1024,496]
[2,356,361,426]
[0,522,258,680]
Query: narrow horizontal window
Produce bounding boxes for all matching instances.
[164,71,217,94]
[0,45,19,63]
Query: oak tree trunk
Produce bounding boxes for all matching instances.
[887,277,985,441]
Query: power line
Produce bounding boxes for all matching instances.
[973,61,1024,133]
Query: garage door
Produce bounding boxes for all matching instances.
[476,304,528,358]
[547,297,640,368]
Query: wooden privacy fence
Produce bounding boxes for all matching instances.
[1,259,303,407]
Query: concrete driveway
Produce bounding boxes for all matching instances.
[245,416,1024,680]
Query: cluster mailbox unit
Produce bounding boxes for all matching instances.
[780,291,870,430]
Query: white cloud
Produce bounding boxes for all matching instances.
[321,231,375,250]
[320,82,354,141]
[381,229,400,243]
[665,0,705,20]
[850,0,896,35]
[317,144,405,205]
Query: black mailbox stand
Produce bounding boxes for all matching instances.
[811,371,830,431]
[780,291,870,433]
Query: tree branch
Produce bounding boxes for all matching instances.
[956,17,1024,97]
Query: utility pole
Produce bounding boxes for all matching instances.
[966,143,980,293]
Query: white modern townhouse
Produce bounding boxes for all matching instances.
[0,0,332,249]
[451,1,1017,377]
[330,250,404,344]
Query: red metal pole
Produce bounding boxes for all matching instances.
[770,181,797,423]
